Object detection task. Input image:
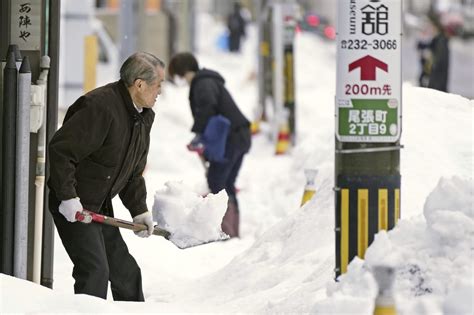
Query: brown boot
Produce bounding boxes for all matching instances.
[221,199,239,238]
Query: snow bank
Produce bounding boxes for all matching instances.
[181,183,336,314]
[401,86,473,217]
[1,13,472,314]
[312,176,474,315]
[0,274,124,313]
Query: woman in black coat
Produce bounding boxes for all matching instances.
[168,52,251,238]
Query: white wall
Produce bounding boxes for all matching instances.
[59,0,94,109]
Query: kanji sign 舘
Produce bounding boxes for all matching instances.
[336,0,401,142]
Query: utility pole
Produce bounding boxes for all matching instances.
[253,0,272,135]
[334,0,403,278]
[272,0,297,154]
[119,0,137,63]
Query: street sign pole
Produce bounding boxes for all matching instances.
[283,3,296,145]
[334,0,402,278]
[273,1,297,154]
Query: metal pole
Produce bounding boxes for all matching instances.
[13,56,31,279]
[42,0,61,289]
[334,0,402,279]
[33,56,50,284]
[256,0,264,107]
[253,0,266,134]
[282,2,296,144]
[1,51,18,276]
[0,3,13,240]
[272,2,284,139]
[119,0,137,63]
[188,0,196,53]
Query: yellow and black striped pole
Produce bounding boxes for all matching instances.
[336,175,401,276]
[283,26,295,144]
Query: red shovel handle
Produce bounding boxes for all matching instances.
[75,210,171,239]
[75,210,103,224]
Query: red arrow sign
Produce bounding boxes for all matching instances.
[348,55,388,81]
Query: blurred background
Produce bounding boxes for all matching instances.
[58,0,473,112]
[0,0,472,291]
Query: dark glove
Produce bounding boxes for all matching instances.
[187,134,205,154]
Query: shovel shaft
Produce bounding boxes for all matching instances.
[76,210,171,239]
[76,211,228,249]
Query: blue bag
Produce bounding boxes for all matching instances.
[216,31,229,51]
[202,115,231,162]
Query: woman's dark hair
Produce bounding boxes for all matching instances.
[168,52,199,79]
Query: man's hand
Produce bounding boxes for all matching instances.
[133,211,154,237]
[59,197,83,222]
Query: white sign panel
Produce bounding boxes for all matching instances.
[336,0,402,142]
[11,0,42,50]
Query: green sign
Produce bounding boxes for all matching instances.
[338,99,399,142]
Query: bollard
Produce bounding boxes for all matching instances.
[275,121,290,154]
[275,108,290,155]
[14,56,31,279]
[250,119,261,135]
[250,104,263,135]
[1,51,18,276]
[372,265,397,315]
[301,169,318,206]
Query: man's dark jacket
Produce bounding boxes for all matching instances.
[189,68,251,153]
[48,80,154,217]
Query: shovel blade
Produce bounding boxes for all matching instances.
[168,232,230,249]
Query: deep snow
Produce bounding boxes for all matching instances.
[1,12,473,315]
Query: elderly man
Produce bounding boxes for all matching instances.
[48,52,165,301]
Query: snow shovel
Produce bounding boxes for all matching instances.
[75,210,228,249]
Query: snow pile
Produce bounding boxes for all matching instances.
[423,176,473,243]
[312,176,474,315]
[152,181,229,248]
[0,274,124,313]
[401,86,473,217]
[1,12,473,314]
[179,183,335,314]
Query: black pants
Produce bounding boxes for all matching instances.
[229,33,242,52]
[207,144,245,201]
[52,211,145,301]
[207,144,245,237]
